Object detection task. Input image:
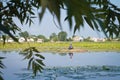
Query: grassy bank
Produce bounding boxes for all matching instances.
[0,42,120,52]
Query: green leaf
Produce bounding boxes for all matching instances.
[27,57,34,70]
[32,47,40,53]
[23,49,33,59]
[32,61,36,76]
[0,57,5,59]
[84,17,94,30]
[92,19,100,31]
[36,59,45,66]
[23,48,30,52]
[0,75,4,80]
[35,54,45,59]
[39,7,46,22]
[74,24,80,34]
[29,10,35,15]
[20,47,45,76]
[25,16,29,24]
[0,62,5,69]
[96,18,108,38]
[0,56,5,80]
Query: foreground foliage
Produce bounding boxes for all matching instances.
[0,0,120,40]
[0,57,5,80]
[19,47,45,76]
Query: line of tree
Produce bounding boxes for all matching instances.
[18,31,68,42]
[50,31,68,41]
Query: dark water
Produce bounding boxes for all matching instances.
[0,51,120,80]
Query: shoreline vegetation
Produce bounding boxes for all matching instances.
[0,42,120,53]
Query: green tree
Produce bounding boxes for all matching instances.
[84,36,92,42]
[37,35,48,42]
[58,31,67,41]
[30,35,37,41]
[19,31,29,38]
[67,37,73,41]
[50,33,58,41]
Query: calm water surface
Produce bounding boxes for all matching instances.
[0,51,120,80]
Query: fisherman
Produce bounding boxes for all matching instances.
[68,43,73,50]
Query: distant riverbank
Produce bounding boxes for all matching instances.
[0,42,120,53]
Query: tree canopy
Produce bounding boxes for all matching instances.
[19,31,29,38]
[37,34,48,42]
[50,33,58,41]
[58,31,67,41]
[0,0,120,40]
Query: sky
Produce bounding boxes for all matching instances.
[14,0,120,38]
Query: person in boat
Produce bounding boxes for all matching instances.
[68,43,73,50]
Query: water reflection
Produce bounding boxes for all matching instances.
[58,53,67,56]
[68,52,73,59]
[1,51,120,80]
[14,66,120,80]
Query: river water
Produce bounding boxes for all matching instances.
[0,51,120,80]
